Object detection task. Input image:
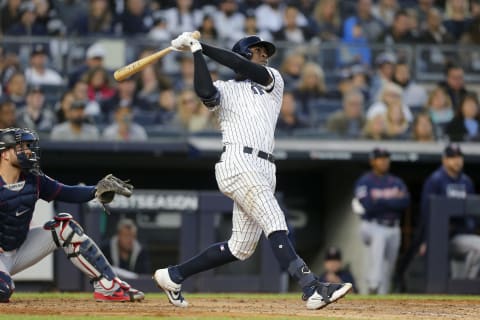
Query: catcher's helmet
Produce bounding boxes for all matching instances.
[0,127,41,173]
[232,36,276,60]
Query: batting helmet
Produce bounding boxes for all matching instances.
[232,36,276,60]
[0,127,41,173]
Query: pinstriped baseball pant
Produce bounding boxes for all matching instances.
[215,145,288,260]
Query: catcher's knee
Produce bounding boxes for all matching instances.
[0,272,14,302]
[43,213,88,247]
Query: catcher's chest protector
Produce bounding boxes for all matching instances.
[0,175,38,251]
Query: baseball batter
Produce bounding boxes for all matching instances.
[0,127,144,303]
[153,32,352,310]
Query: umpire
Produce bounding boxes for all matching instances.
[352,147,410,294]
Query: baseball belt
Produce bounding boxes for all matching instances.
[222,146,275,163]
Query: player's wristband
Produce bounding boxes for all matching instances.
[190,40,202,53]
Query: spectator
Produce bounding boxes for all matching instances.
[342,0,385,43]
[70,0,114,36]
[378,9,417,44]
[54,90,75,124]
[385,99,409,139]
[6,1,47,36]
[16,85,55,132]
[272,5,315,44]
[276,91,309,133]
[85,67,115,103]
[339,18,371,67]
[425,86,454,138]
[293,62,329,117]
[411,112,435,142]
[68,42,108,89]
[5,71,27,108]
[0,98,18,129]
[0,49,22,87]
[255,0,287,33]
[148,10,170,42]
[118,0,152,36]
[240,11,273,41]
[418,144,480,279]
[370,52,396,101]
[362,113,389,140]
[327,90,366,138]
[24,44,64,86]
[350,64,371,102]
[52,0,87,33]
[443,0,472,40]
[101,218,151,276]
[438,64,469,111]
[135,51,171,106]
[173,55,195,92]
[318,246,357,293]
[33,0,54,29]
[197,14,218,42]
[393,61,428,109]
[372,0,398,27]
[367,81,413,123]
[414,0,436,31]
[163,0,202,36]
[279,51,306,91]
[352,147,410,294]
[0,0,22,35]
[103,102,148,141]
[445,92,480,142]
[171,89,215,132]
[148,87,177,125]
[70,79,101,120]
[213,0,245,46]
[312,0,341,42]
[101,77,148,123]
[50,99,100,141]
[419,8,455,45]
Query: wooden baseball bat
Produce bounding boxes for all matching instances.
[113,31,201,82]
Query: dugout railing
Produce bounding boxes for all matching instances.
[426,195,480,294]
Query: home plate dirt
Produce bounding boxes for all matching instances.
[2,296,480,319]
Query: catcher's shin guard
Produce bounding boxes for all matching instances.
[43,213,117,286]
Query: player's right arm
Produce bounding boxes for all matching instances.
[200,42,272,86]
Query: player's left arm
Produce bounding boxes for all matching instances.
[200,42,272,86]
[38,174,95,203]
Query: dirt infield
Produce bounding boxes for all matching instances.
[2,295,480,319]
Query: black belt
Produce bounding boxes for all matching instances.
[364,218,399,228]
[222,146,275,163]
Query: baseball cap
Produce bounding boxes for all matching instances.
[19,1,36,15]
[370,147,391,159]
[443,143,463,157]
[86,43,106,59]
[31,44,48,56]
[27,84,44,94]
[375,52,397,66]
[324,247,342,261]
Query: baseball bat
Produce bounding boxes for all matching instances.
[113,31,201,82]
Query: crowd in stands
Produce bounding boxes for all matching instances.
[1,0,480,141]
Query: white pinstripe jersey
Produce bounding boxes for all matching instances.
[212,67,284,153]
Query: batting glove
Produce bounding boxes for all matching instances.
[171,34,191,51]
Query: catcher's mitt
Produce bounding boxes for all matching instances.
[95,174,133,204]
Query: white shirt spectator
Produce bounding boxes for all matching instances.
[25,67,63,86]
[367,101,413,122]
[103,123,148,141]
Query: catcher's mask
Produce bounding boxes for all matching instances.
[0,127,41,173]
[232,35,276,60]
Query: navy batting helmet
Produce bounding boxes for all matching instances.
[232,35,276,60]
[0,127,41,173]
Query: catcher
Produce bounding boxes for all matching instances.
[0,127,144,303]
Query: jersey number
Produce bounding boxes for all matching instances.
[251,84,265,95]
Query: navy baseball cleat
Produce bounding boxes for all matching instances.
[153,268,188,307]
[303,282,352,310]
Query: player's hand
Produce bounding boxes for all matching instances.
[171,32,201,53]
